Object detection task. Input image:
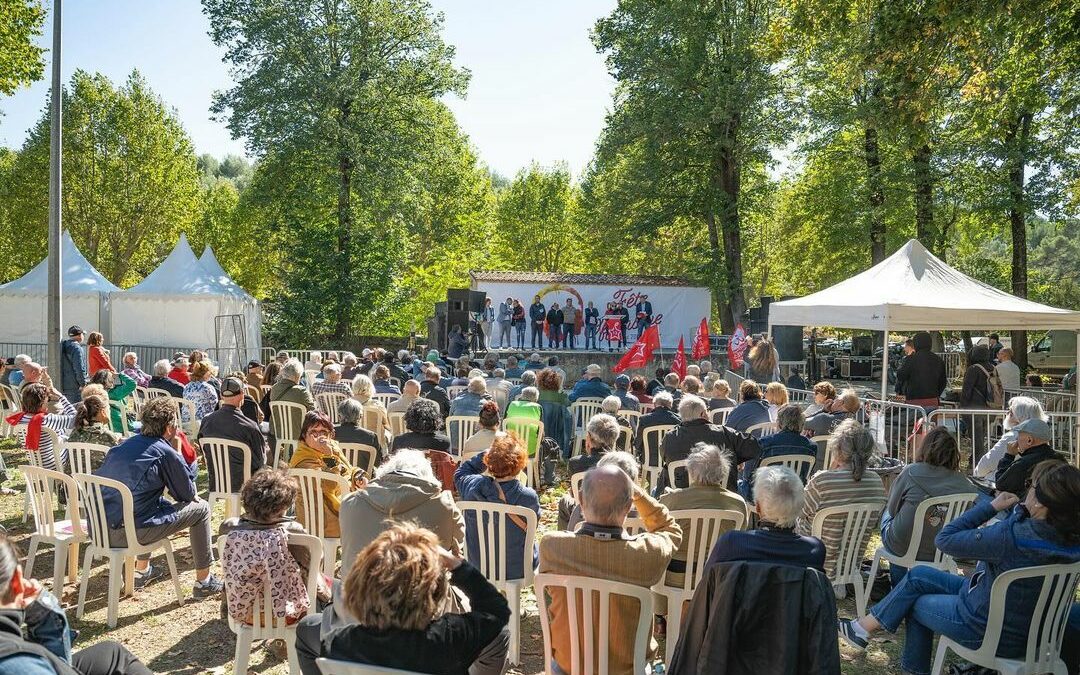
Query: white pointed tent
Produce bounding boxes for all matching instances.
[199,245,262,358]
[768,239,1080,402]
[109,235,261,363]
[0,231,119,342]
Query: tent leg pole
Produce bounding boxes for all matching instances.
[880,322,889,401]
[1075,331,1079,468]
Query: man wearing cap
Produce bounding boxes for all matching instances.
[245,360,264,389]
[568,364,612,402]
[994,418,1064,495]
[60,325,87,402]
[197,377,268,492]
[612,374,640,412]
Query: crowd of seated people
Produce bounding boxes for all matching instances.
[3,342,1079,675]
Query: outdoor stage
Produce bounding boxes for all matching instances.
[479,346,692,381]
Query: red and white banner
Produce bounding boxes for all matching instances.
[614,324,661,373]
[472,278,711,349]
[728,322,747,370]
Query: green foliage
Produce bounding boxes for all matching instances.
[0,0,45,98]
[1,70,202,286]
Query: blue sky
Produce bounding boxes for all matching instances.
[0,0,617,179]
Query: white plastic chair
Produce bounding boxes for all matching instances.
[200,437,254,521]
[144,387,171,401]
[317,658,422,674]
[132,386,149,417]
[109,400,132,437]
[66,441,110,476]
[75,473,184,628]
[652,508,746,664]
[503,418,544,488]
[638,402,655,415]
[709,407,731,425]
[219,532,321,675]
[569,399,604,455]
[290,467,351,576]
[446,415,480,458]
[315,392,348,423]
[570,471,587,504]
[270,400,307,465]
[810,434,831,473]
[458,501,538,665]
[446,385,467,400]
[372,392,399,410]
[339,442,378,479]
[810,502,882,617]
[759,454,816,480]
[22,465,87,596]
[304,369,321,392]
[864,493,977,616]
[388,411,406,439]
[641,424,677,492]
[666,459,689,490]
[746,420,779,438]
[534,573,654,675]
[931,562,1080,675]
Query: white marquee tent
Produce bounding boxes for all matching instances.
[768,239,1080,403]
[199,245,262,356]
[0,231,119,343]
[110,234,260,363]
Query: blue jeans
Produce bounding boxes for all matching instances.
[548,324,561,348]
[869,566,985,675]
[585,324,597,350]
[879,510,909,586]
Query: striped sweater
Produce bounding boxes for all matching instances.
[795,469,886,578]
[16,395,77,472]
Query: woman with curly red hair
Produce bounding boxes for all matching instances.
[454,434,540,581]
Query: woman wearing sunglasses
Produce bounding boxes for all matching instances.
[289,411,366,539]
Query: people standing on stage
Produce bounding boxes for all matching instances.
[478,298,494,352]
[546,302,563,350]
[512,299,527,350]
[498,297,513,349]
[603,301,619,352]
[617,303,630,348]
[530,295,546,350]
[562,299,578,350]
[635,297,653,340]
[584,301,599,350]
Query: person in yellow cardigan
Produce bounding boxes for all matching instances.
[289,411,366,538]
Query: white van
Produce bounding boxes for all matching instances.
[1027,330,1078,375]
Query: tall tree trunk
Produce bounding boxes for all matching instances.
[912,142,936,253]
[704,211,733,334]
[1007,110,1033,371]
[334,99,354,341]
[864,123,886,263]
[712,118,748,333]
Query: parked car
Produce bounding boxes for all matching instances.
[1028,330,1077,375]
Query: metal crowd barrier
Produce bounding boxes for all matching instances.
[927,408,1079,469]
[1003,387,1077,413]
[787,388,814,405]
[864,399,928,464]
[723,370,746,399]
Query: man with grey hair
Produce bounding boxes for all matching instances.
[312,362,351,397]
[635,390,681,460]
[738,403,818,500]
[449,375,490,418]
[149,358,185,398]
[387,378,421,414]
[420,366,451,418]
[539,464,682,675]
[507,369,537,403]
[504,354,524,378]
[566,451,641,530]
[557,413,622,529]
[334,397,383,456]
[568,363,612,402]
[261,357,315,421]
[699,360,713,376]
[3,354,31,387]
[705,465,825,572]
[657,395,760,494]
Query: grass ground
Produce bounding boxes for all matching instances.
[0,439,910,675]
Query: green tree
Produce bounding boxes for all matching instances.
[4,70,201,285]
[588,0,790,332]
[0,0,45,98]
[204,0,469,341]
[494,163,584,273]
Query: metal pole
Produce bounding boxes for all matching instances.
[879,320,889,401]
[1074,331,1079,468]
[46,0,63,371]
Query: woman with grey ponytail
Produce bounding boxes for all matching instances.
[795,420,887,577]
[0,534,153,674]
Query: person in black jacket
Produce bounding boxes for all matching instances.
[196,377,269,492]
[960,344,995,462]
[658,395,760,494]
[545,303,563,349]
[893,332,947,409]
[616,303,631,348]
[295,522,510,675]
[148,358,185,398]
[994,418,1065,495]
[529,295,546,350]
[420,367,451,418]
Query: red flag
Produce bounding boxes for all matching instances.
[613,324,660,373]
[672,337,687,379]
[604,317,623,343]
[728,323,747,370]
[691,318,711,360]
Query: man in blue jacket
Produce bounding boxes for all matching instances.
[95,397,223,597]
[568,364,612,402]
[529,295,546,350]
[59,325,86,402]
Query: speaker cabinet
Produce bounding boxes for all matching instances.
[772,325,804,362]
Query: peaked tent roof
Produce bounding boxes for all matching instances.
[122,233,234,297]
[769,239,1080,331]
[199,246,251,299]
[0,230,119,296]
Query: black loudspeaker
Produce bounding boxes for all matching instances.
[852,335,874,357]
[469,290,487,314]
[772,325,804,362]
[447,288,470,312]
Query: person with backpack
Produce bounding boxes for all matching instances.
[960,344,1001,464]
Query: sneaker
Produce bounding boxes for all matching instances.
[838,618,869,651]
[133,564,163,589]
[193,574,225,599]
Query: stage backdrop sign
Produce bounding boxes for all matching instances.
[471,279,711,349]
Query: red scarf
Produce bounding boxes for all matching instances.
[177,430,197,464]
[5,411,45,450]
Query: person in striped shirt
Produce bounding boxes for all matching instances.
[795,419,886,578]
[8,383,76,473]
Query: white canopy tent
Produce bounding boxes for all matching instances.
[199,245,262,358]
[0,231,119,342]
[768,239,1080,408]
[109,234,260,365]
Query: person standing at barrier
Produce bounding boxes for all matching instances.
[529,295,546,350]
[894,332,947,411]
